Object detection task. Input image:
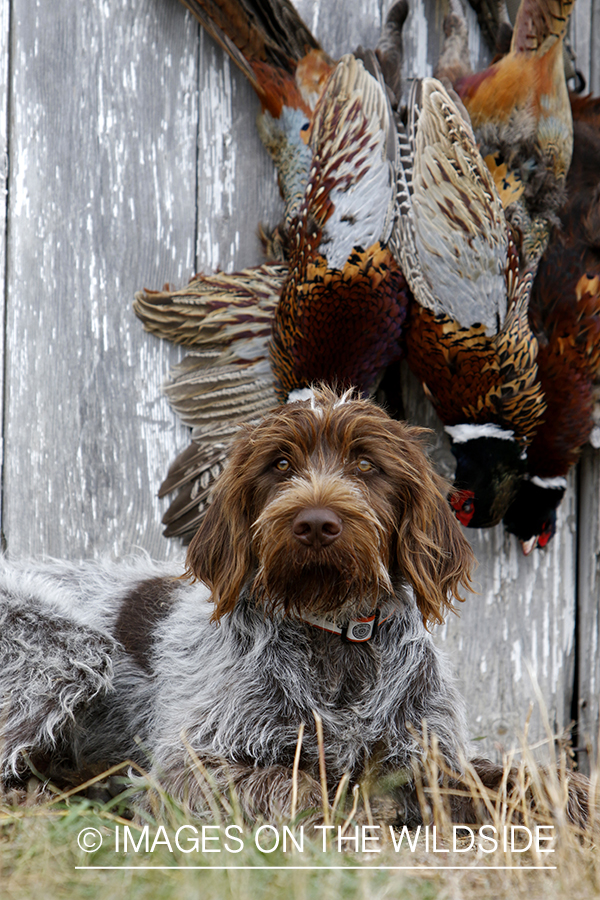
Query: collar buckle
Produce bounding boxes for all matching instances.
[341,609,380,643]
[299,602,395,643]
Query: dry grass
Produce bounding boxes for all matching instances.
[1,722,599,899]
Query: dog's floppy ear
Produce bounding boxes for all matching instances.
[185,433,255,621]
[392,426,475,627]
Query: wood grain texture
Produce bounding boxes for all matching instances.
[0,0,9,535]
[576,446,600,773]
[195,27,282,273]
[570,0,592,91]
[592,0,600,94]
[2,0,198,560]
[572,0,600,94]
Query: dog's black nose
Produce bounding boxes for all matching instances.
[292,508,342,547]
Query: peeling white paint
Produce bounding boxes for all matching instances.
[511,640,522,683]
[402,3,433,81]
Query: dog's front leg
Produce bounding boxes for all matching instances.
[148,755,324,824]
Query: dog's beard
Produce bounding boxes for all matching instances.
[251,512,394,621]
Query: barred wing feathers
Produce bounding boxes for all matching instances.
[134,265,286,537]
[395,77,508,334]
[271,54,408,400]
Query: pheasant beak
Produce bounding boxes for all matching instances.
[520,536,538,556]
[521,519,555,554]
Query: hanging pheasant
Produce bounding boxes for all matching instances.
[453,0,576,273]
[503,94,600,551]
[435,0,592,546]
[393,76,546,528]
[268,50,409,401]
[135,0,411,539]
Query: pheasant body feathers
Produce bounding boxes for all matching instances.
[503,94,600,548]
[271,54,408,400]
[397,76,545,527]
[272,243,409,400]
[455,0,576,268]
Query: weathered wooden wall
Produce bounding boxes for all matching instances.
[0,0,598,767]
[2,0,195,560]
[568,0,600,774]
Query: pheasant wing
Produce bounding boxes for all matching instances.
[305,53,397,268]
[134,265,286,538]
[270,53,409,400]
[395,77,508,334]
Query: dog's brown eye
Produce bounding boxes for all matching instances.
[357,459,374,473]
[275,458,290,472]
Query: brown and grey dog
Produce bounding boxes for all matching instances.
[0,387,586,824]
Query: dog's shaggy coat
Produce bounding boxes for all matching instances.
[1,387,583,824]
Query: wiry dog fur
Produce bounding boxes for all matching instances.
[0,387,586,824]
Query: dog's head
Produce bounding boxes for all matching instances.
[185,386,474,627]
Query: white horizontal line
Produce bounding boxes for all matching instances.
[76,865,557,871]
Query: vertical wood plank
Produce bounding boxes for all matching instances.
[3,0,196,560]
[294,0,381,57]
[570,0,592,90]
[0,0,9,536]
[571,0,600,95]
[567,0,600,775]
[576,446,600,773]
[195,29,283,273]
[591,0,600,94]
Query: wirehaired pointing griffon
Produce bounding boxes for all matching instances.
[0,387,585,824]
